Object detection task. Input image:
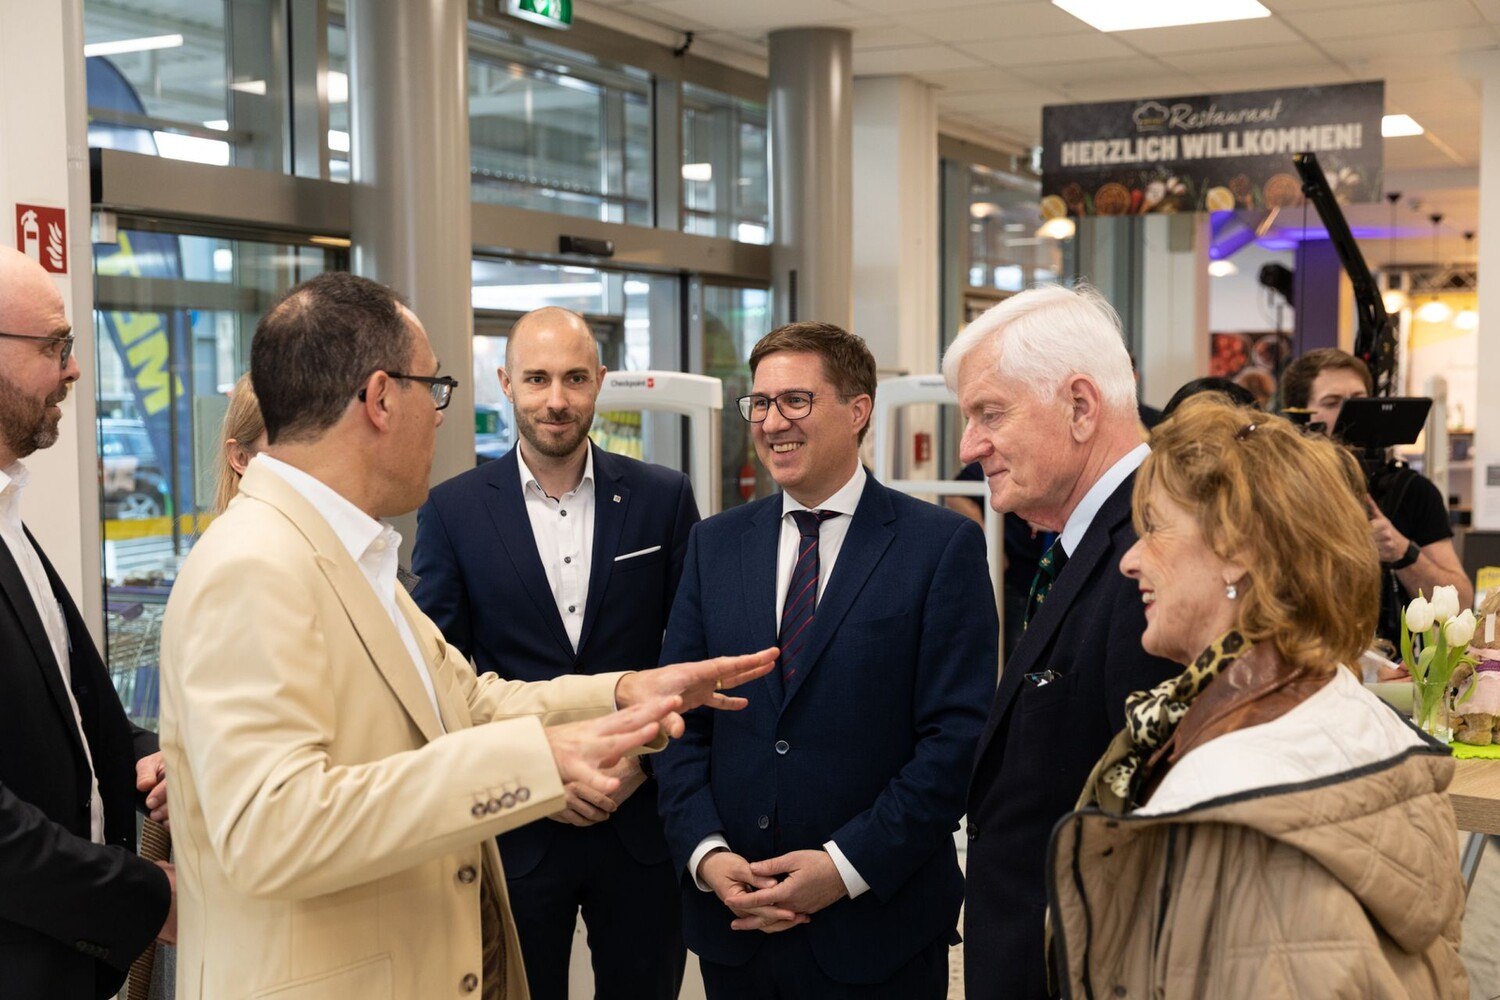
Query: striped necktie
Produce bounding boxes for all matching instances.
[1024,540,1067,629]
[777,509,841,693]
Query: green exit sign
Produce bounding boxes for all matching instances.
[507,0,571,29]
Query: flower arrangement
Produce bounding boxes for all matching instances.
[1401,585,1477,743]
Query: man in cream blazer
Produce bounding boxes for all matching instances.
[159,273,772,1000]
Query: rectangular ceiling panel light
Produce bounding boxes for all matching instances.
[84,33,184,57]
[1382,114,1424,137]
[1051,0,1270,32]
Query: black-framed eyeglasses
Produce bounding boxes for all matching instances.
[0,331,73,369]
[738,390,849,423]
[358,371,459,410]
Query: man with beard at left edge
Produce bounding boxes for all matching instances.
[414,306,700,999]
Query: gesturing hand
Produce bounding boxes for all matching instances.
[735,850,848,920]
[615,648,778,737]
[545,696,679,802]
[548,757,647,826]
[699,850,808,934]
[136,752,169,829]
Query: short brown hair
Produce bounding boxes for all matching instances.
[251,272,413,445]
[1279,348,1373,410]
[1137,395,1379,673]
[749,321,878,442]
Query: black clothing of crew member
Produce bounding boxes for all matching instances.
[1370,462,1453,642]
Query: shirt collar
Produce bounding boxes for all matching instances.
[1058,443,1149,557]
[254,454,393,564]
[781,463,867,519]
[0,460,26,498]
[518,444,595,500]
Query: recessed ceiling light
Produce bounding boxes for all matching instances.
[682,162,712,182]
[1051,0,1270,32]
[1208,259,1239,277]
[1037,217,1077,240]
[84,33,184,57]
[1381,114,1424,138]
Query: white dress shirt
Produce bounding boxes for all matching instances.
[255,455,445,731]
[689,463,872,899]
[518,447,596,653]
[0,461,104,844]
[1057,443,1150,557]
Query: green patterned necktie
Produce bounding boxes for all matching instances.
[1024,540,1067,629]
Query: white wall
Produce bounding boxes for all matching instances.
[1208,242,1295,336]
[0,0,100,636]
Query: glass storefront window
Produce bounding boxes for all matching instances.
[966,164,1062,294]
[470,258,679,468]
[682,85,770,245]
[702,284,773,509]
[328,13,350,182]
[95,227,339,728]
[84,0,232,165]
[468,33,651,224]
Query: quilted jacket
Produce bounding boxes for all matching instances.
[1048,665,1468,1000]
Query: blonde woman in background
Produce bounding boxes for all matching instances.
[211,374,265,515]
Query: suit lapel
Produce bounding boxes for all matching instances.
[972,472,1137,767]
[781,479,895,711]
[240,464,444,744]
[0,530,87,762]
[578,446,627,655]
[741,498,783,705]
[483,448,574,660]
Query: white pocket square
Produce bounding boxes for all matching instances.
[615,545,662,562]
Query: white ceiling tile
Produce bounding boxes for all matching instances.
[1052,75,1213,102]
[1280,0,1482,40]
[888,1,1101,41]
[853,44,986,74]
[852,23,936,49]
[921,66,1041,93]
[1320,26,1498,60]
[1107,16,1305,53]
[842,0,1030,13]
[1001,55,1170,88]
[642,0,869,33]
[1158,41,1331,75]
[952,32,1137,66]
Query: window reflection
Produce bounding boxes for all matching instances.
[683,85,770,245]
[702,284,773,509]
[94,228,338,729]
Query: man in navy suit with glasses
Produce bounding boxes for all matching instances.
[413,306,699,1000]
[654,321,996,999]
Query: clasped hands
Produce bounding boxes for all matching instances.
[698,848,847,933]
[543,649,777,821]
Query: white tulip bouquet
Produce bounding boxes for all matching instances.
[1400,584,1477,742]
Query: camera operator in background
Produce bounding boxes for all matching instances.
[1280,348,1472,642]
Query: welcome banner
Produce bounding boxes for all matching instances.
[1040,81,1383,217]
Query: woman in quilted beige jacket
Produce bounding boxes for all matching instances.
[1046,397,1467,999]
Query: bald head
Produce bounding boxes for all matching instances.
[0,246,68,338]
[506,307,599,371]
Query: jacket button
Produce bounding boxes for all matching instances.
[485,798,502,813]
[517,787,531,802]
[1113,987,1128,997]
[774,740,789,755]
[501,792,517,809]
[461,972,480,992]
[757,815,770,830]
[456,865,477,884]
[471,803,487,819]
[966,821,979,839]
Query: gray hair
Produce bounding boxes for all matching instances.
[941,284,1136,412]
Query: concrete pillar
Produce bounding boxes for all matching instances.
[768,28,852,329]
[347,0,475,535]
[0,0,101,635]
[853,75,939,476]
[1466,53,1500,529]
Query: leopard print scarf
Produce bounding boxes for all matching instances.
[1089,630,1249,812]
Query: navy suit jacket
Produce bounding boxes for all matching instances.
[962,471,1178,1000]
[654,476,997,985]
[412,444,699,876]
[0,528,169,1000]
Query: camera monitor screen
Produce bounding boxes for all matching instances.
[1330,396,1432,451]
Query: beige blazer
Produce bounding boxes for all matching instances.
[160,463,632,1000]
